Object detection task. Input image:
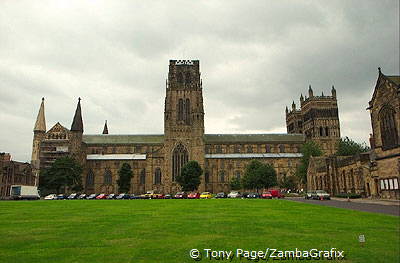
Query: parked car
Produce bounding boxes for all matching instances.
[200,192,212,199]
[174,192,187,199]
[107,194,116,199]
[269,190,284,198]
[188,192,200,199]
[215,192,227,198]
[78,194,87,199]
[228,191,242,198]
[261,191,273,199]
[312,190,331,200]
[130,194,140,199]
[56,194,66,200]
[44,194,57,200]
[164,194,173,199]
[116,193,130,199]
[67,193,79,200]
[87,194,98,200]
[96,194,107,199]
[247,192,260,198]
[305,191,316,199]
[242,192,250,198]
[141,190,163,199]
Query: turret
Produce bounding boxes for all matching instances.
[102,120,109,134]
[308,85,314,97]
[32,98,47,185]
[70,98,84,160]
[292,101,296,111]
[300,94,304,104]
[285,106,289,115]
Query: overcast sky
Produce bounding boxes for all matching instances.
[0,0,399,162]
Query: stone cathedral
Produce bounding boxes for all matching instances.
[31,60,340,194]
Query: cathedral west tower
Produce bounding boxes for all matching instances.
[164,60,205,193]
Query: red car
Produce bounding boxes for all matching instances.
[261,192,273,199]
[269,190,284,198]
[96,194,107,199]
[188,192,200,199]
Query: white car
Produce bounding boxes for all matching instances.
[227,191,242,198]
[44,194,57,200]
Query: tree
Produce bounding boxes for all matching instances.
[279,175,297,190]
[230,177,242,190]
[39,156,83,194]
[296,141,323,184]
[176,161,203,192]
[336,136,370,156]
[242,160,277,192]
[117,163,133,193]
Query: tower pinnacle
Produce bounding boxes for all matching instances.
[71,98,83,132]
[34,97,46,132]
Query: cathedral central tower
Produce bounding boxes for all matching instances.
[164,60,205,192]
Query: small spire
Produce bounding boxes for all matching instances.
[34,97,46,132]
[292,101,296,110]
[300,93,304,103]
[378,67,381,74]
[321,91,324,96]
[102,120,109,134]
[71,98,83,132]
[285,106,289,114]
[308,85,314,97]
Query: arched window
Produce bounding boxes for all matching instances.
[325,127,329,137]
[177,99,184,122]
[86,169,94,187]
[319,127,323,137]
[172,144,188,181]
[279,145,285,153]
[104,169,112,185]
[140,169,146,185]
[185,72,192,84]
[185,99,191,124]
[177,72,183,83]
[154,168,162,185]
[265,145,271,153]
[205,171,210,184]
[380,106,398,149]
[247,145,253,153]
[219,171,225,183]
[235,171,241,180]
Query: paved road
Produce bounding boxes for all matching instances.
[286,197,400,216]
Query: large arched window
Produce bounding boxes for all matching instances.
[104,169,112,185]
[380,106,398,149]
[177,72,183,83]
[177,99,184,122]
[86,169,94,187]
[185,99,191,124]
[172,144,188,181]
[219,170,225,183]
[205,171,210,184]
[140,169,146,185]
[185,72,192,84]
[154,168,162,185]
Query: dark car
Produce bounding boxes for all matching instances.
[175,192,188,199]
[87,194,98,200]
[116,193,130,200]
[242,192,250,198]
[247,192,260,198]
[67,193,79,200]
[107,194,116,199]
[215,192,227,198]
[130,194,140,199]
[56,194,66,200]
[78,194,87,199]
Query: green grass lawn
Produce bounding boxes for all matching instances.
[0,199,398,263]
